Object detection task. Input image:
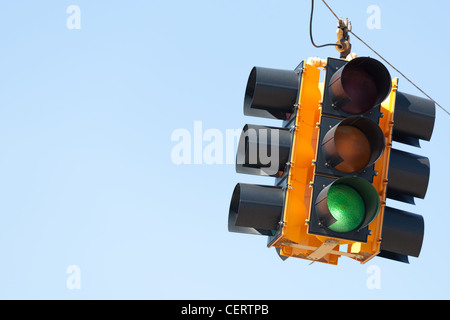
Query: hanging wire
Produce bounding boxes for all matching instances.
[318,0,450,116]
[310,0,342,49]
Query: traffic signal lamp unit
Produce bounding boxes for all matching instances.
[228,56,435,265]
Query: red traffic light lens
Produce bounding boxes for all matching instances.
[341,67,377,114]
[328,57,392,115]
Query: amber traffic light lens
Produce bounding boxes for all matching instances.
[334,125,371,173]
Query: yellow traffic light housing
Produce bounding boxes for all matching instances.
[228,55,434,265]
[266,58,395,265]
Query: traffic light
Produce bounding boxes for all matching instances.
[378,85,435,263]
[307,57,390,242]
[228,65,303,237]
[228,56,434,265]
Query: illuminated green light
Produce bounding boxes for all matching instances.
[327,184,365,233]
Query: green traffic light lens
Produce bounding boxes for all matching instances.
[327,184,365,233]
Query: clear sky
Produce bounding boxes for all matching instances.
[0,0,449,299]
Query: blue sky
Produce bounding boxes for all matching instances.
[0,0,448,299]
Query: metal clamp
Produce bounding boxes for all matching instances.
[336,18,352,59]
